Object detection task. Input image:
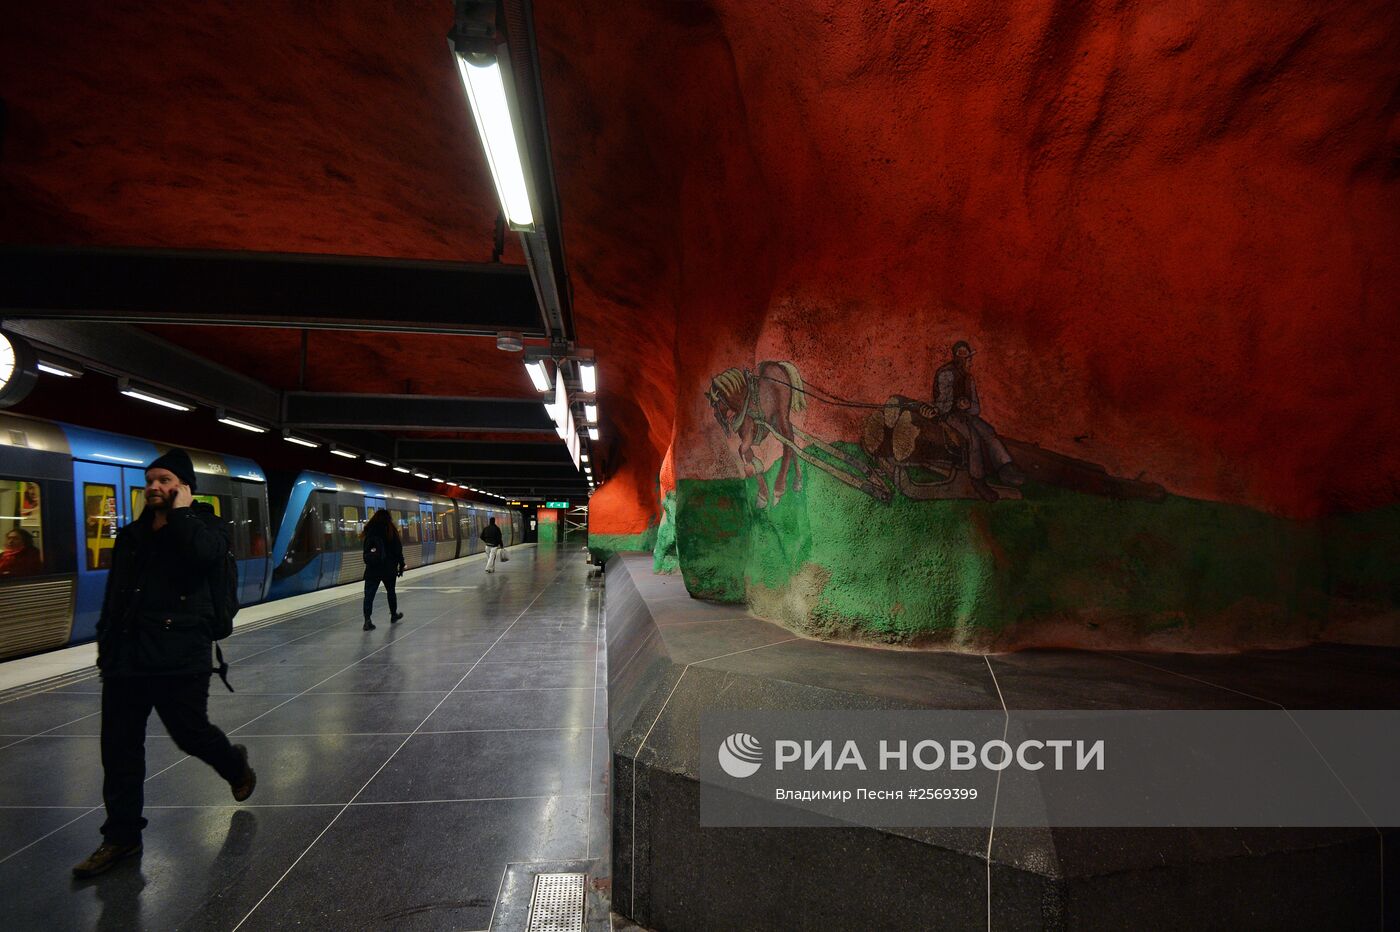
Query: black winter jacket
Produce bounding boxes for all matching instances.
[363,531,405,579]
[480,522,503,548]
[96,502,228,677]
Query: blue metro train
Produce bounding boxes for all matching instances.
[0,412,522,661]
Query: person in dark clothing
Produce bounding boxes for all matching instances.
[361,508,405,630]
[920,340,1025,501]
[480,516,504,573]
[72,448,255,879]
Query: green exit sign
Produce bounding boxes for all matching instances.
[545,501,570,509]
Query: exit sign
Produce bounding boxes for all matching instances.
[545,501,569,509]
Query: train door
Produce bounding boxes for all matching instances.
[313,494,338,589]
[419,504,436,564]
[236,483,271,604]
[71,461,129,642]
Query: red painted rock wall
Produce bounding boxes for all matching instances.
[542,0,1400,522]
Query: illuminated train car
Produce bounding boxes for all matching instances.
[265,471,524,599]
[0,414,524,662]
[0,412,270,661]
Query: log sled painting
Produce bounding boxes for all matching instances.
[705,349,1166,508]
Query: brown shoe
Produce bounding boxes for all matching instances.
[230,744,256,802]
[72,841,142,878]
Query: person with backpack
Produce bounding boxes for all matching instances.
[72,449,255,879]
[361,508,405,630]
[480,515,504,572]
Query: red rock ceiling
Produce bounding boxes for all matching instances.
[2,1,1398,523]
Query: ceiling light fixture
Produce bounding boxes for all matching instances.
[584,404,597,424]
[450,30,535,230]
[284,434,319,448]
[524,358,551,392]
[588,427,599,441]
[330,448,358,460]
[365,458,389,467]
[117,378,192,412]
[413,472,430,479]
[578,361,596,394]
[217,412,268,434]
[393,465,412,474]
[36,359,82,378]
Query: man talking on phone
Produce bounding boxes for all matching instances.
[72,449,256,878]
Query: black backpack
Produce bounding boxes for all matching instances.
[206,514,240,691]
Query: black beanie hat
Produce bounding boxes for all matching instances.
[147,448,198,491]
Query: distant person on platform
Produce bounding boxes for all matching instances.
[361,508,405,631]
[481,516,504,573]
[0,527,43,577]
[920,340,1025,502]
[72,449,255,879]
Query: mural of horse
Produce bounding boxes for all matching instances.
[706,361,807,507]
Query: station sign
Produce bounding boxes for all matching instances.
[545,501,569,509]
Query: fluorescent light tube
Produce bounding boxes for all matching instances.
[525,359,550,392]
[588,428,598,441]
[330,448,358,459]
[37,362,80,377]
[218,416,267,434]
[578,362,596,393]
[413,472,430,479]
[284,435,319,448]
[121,387,191,412]
[365,458,389,467]
[585,404,597,424]
[455,56,534,228]
[393,465,411,474]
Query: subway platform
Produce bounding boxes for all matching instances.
[0,544,612,931]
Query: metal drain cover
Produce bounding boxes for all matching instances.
[525,872,585,932]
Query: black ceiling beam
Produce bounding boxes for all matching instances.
[285,393,556,432]
[396,439,571,464]
[0,246,545,335]
[2,319,282,423]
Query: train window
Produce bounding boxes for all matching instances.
[0,478,45,578]
[246,496,266,557]
[192,494,223,515]
[340,506,363,550]
[83,483,119,570]
[443,509,456,540]
[291,505,320,560]
[319,500,335,551]
[404,512,420,545]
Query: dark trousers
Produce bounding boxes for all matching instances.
[363,574,397,619]
[100,673,244,844]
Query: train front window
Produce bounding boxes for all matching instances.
[83,483,119,570]
[0,478,44,578]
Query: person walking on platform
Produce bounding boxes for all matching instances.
[481,516,504,573]
[72,449,255,879]
[361,508,405,630]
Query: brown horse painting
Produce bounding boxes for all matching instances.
[706,361,807,507]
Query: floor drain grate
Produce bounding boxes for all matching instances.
[525,872,585,932]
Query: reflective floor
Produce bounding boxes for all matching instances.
[0,545,608,931]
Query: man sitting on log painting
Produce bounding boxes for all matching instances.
[919,341,1025,501]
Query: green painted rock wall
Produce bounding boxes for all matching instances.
[653,491,679,575]
[589,527,658,566]
[674,454,1396,651]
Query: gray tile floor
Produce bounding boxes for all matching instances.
[0,545,609,931]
